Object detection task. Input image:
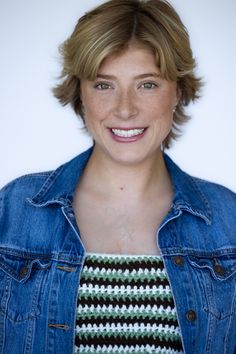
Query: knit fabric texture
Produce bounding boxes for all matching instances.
[75,254,183,354]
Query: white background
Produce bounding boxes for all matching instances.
[0,0,235,190]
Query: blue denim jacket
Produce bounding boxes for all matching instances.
[0,147,236,354]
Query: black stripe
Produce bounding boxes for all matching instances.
[75,333,183,350]
[84,257,165,272]
[76,315,178,328]
[79,276,169,288]
[77,292,174,308]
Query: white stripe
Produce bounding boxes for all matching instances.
[86,252,162,259]
[82,264,166,276]
[79,283,171,296]
[77,344,184,354]
[78,303,177,317]
[76,322,180,335]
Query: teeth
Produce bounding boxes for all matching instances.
[111,128,145,138]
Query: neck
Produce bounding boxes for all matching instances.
[80,145,172,201]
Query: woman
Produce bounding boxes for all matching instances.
[0,0,235,353]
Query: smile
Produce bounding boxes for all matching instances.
[111,128,145,138]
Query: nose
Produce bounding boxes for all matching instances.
[113,89,138,120]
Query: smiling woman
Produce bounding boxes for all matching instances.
[54,0,201,149]
[79,42,179,166]
[0,1,236,354]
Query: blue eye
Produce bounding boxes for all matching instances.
[94,83,112,90]
[141,82,158,89]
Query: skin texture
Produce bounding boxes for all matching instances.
[73,42,180,255]
[80,42,179,167]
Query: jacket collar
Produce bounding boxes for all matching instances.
[27,147,211,224]
[164,154,211,225]
[27,148,93,207]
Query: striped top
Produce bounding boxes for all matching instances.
[75,254,183,354]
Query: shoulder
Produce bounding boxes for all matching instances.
[0,171,52,210]
[164,153,236,216]
[189,175,236,228]
[192,175,236,205]
[0,147,93,212]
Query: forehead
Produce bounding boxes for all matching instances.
[97,42,159,75]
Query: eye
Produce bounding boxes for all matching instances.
[141,82,158,89]
[94,82,112,90]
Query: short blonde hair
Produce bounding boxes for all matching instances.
[53,0,202,148]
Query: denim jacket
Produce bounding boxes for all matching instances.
[0,147,236,354]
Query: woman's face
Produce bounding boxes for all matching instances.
[80,43,180,166]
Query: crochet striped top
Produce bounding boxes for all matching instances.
[75,254,183,354]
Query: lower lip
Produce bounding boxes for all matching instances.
[109,129,147,143]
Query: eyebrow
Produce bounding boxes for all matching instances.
[96,73,160,80]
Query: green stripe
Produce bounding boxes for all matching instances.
[76,328,181,342]
[77,308,177,322]
[81,269,166,282]
[79,288,172,302]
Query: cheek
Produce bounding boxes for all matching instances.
[83,101,106,135]
[83,103,99,128]
[83,94,108,117]
[147,99,173,121]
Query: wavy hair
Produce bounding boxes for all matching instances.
[53,0,202,148]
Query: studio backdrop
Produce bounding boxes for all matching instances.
[0,0,235,190]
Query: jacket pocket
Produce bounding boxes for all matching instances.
[0,250,51,322]
[188,253,236,319]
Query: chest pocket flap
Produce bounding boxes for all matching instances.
[0,250,51,322]
[188,252,236,319]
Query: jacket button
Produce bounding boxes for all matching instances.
[19,267,28,278]
[213,264,225,276]
[173,256,184,266]
[186,310,197,322]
